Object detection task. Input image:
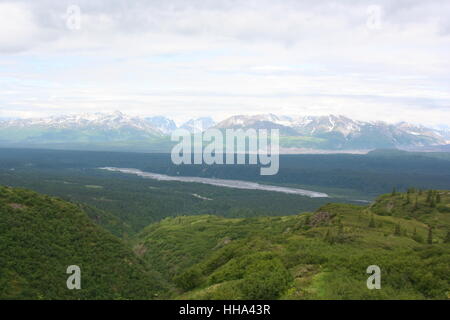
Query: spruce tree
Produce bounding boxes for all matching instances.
[392,187,397,196]
[436,193,441,204]
[426,190,433,203]
[427,227,433,244]
[304,215,310,227]
[444,231,450,244]
[430,198,436,208]
[325,229,333,244]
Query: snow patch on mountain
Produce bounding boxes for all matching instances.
[1,111,163,135]
[145,116,177,134]
[180,117,216,133]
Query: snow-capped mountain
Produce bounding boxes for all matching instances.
[214,114,448,149]
[145,116,177,134]
[215,114,300,136]
[0,111,166,151]
[180,117,216,133]
[289,115,364,137]
[0,111,163,135]
[0,111,447,151]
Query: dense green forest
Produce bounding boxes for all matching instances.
[0,148,449,300]
[0,167,336,235]
[1,148,450,236]
[1,148,450,196]
[1,186,448,300]
[134,190,450,300]
[0,186,168,300]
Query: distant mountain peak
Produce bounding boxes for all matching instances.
[214,113,447,148]
[145,116,177,134]
[0,111,447,150]
[180,117,216,133]
[0,111,164,136]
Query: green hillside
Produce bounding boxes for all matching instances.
[1,185,448,300]
[0,186,168,300]
[134,191,450,300]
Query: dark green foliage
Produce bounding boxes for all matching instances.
[173,267,203,291]
[0,147,450,300]
[134,193,450,300]
[0,186,167,300]
[413,195,419,210]
[444,231,450,244]
[0,167,334,234]
[2,148,450,202]
[426,190,433,203]
[428,227,433,245]
[412,228,424,243]
[324,229,333,244]
[239,258,292,300]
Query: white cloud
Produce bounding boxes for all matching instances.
[0,0,449,127]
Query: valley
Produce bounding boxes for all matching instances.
[0,147,449,300]
[1,184,448,300]
[2,0,449,304]
[100,167,329,198]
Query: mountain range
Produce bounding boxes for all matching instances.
[0,111,448,152]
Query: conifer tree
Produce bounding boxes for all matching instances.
[304,215,310,226]
[325,229,333,244]
[444,231,450,244]
[430,198,436,208]
[427,227,433,244]
[413,195,419,210]
[426,190,433,203]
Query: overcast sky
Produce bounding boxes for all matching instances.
[0,0,449,127]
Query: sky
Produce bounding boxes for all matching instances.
[0,0,449,127]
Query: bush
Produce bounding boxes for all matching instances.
[239,258,292,300]
[173,267,202,291]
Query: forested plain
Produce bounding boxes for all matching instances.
[0,148,449,299]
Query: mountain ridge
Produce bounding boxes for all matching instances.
[0,111,448,151]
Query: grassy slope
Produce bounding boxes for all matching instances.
[0,186,169,300]
[1,184,448,300]
[134,191,450,300]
